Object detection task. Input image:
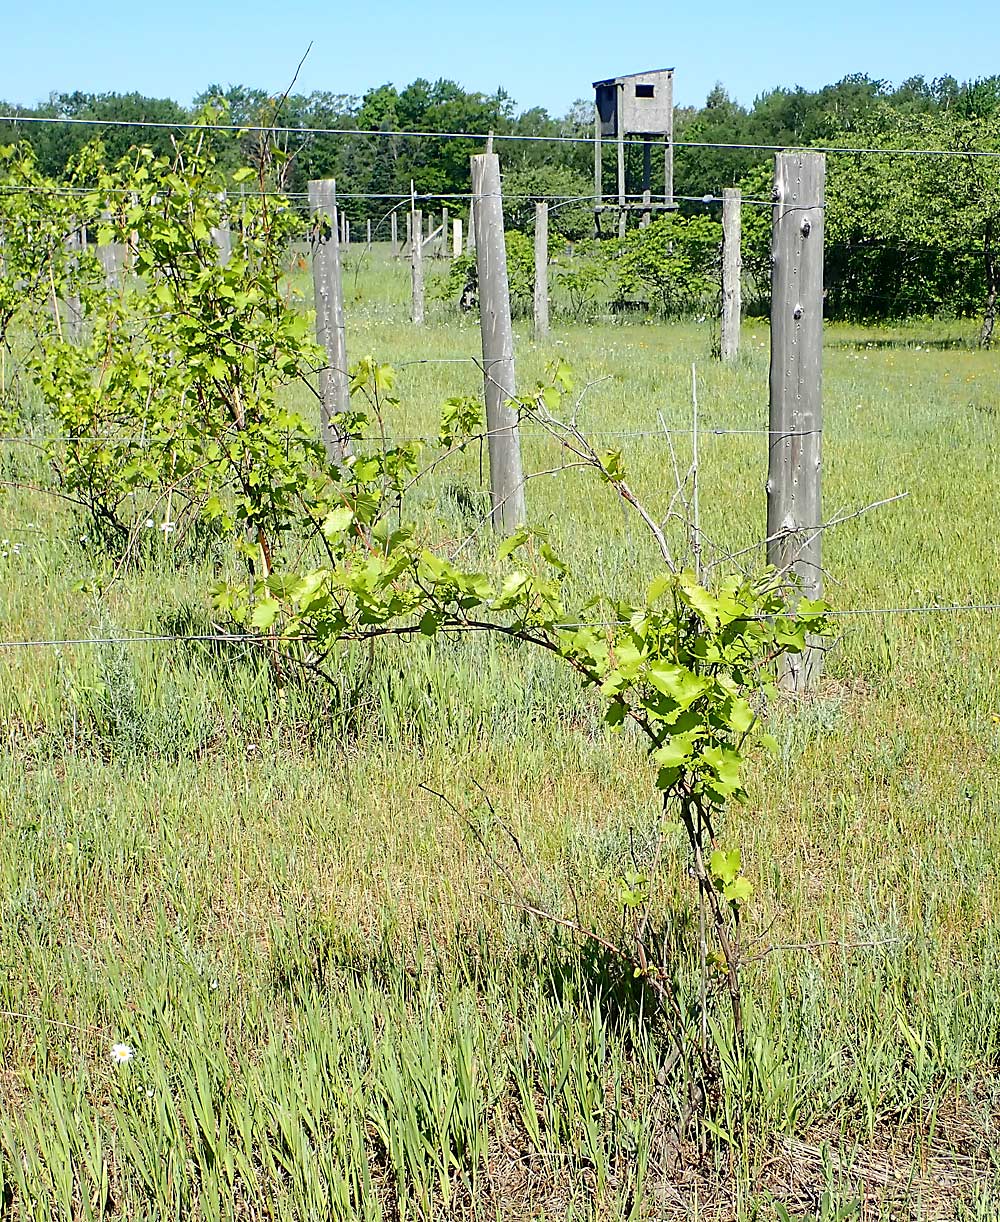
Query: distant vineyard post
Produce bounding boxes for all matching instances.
[534,200,549,340]
[210,192,232,267]
[307,178,351,462]
[411,207,425,324]
[64,222,84,343]
[470,150,526,532]
[721,187,741,362]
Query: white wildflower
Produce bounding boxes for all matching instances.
[110,1042,134,1064]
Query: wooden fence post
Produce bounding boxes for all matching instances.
[470,152,526,532]
[593,103,603,237]
[533,200,549,340]
[453,218,462,258]
[441,207,448,257]
[616,82,627,239]
[390,210,399,257]
[97,210,122,289]
[211,193,232,267]
[307,179,351,463]
[721,187,741,362]
[766,152,825,692]
[466,197,476,254]
[64,223,84,343]
[411,208,425,325]
[366,218,372,246]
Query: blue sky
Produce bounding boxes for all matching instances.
[4,0,998,115]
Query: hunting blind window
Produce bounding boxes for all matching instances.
[635,84,655,98]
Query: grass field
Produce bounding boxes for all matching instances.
[1,246,999,1219]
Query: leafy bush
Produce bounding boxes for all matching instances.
[501,164,594,242]
[431,231,534,318]
[611,214,722,317]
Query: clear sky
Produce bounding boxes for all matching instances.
[4,0,998,115]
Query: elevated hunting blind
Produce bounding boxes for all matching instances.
[593,68,675,235]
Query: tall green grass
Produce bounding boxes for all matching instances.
[0,248,998,1217]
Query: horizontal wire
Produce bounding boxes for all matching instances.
[1,602,999,652]
[0,426,826,447]
[2,111,1000,160]
[0,184,781,210]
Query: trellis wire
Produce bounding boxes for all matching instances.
[1,600,999,653]
[3,111,1000,160]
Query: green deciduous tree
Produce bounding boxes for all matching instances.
[826,82,1000,344]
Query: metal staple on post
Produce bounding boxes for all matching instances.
[766,151,826,692]
[533,200,549,340]
[307,179,351,463]
[411,208,425,325]
[470,151,526,532]
[721,187,741,361]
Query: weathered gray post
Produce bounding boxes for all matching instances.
[641,140,652,228]
[404,210,412,254]
[664,73,675,209]
[470,152,526,532]
[466,197,476,254]
[366,218,372,246]
[210,193,232,267]
[440,207,449,257]
[97,211,122,288]
[766,152,825,692]
[390,210,399,257]
[64,224,85,343]
[452,218,462,258]
[721,187,742,362]
[307,179,351,462]
[593,104,603,235]
[616,82,627,239]
[411,208,425,325]
[533,200,549,340]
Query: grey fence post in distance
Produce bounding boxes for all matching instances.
[307,179,351,463]
[721,188,741,362]
[470,152,526,533]
[97,210,122,289]
[210,193,232,267]
[390,210,399,257]
[766,152,825,693]
[533,200,549,340]
[64,223,85,343]
[411,208,425,325]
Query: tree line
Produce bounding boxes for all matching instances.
[1,73,998,338]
